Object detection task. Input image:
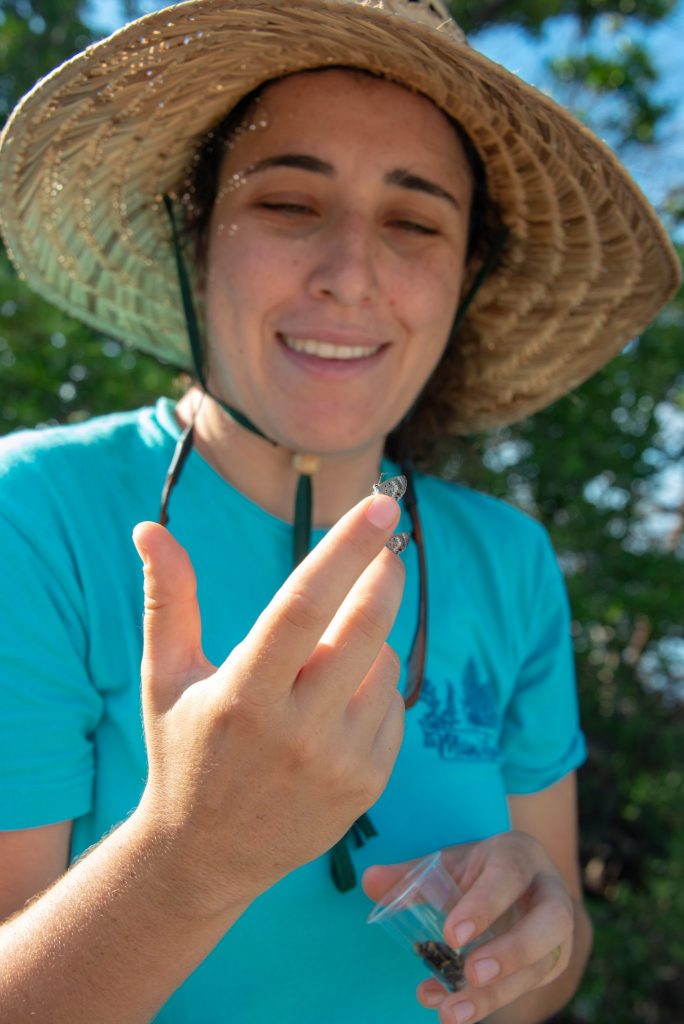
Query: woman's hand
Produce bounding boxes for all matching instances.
[131,492,405,918]
[363,831,576,1024]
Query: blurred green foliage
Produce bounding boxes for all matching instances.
[0,253,181,428]
[551,44,672,144]
[0,0,92,119]
[0,1,682,1021]
[455,0,677,34]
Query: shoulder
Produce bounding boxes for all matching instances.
[0,402,168,477]
[0,400,177,502]
[0,400,175,533]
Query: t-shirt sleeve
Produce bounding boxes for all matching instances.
[500,528,586,794]
[0,494,103,829]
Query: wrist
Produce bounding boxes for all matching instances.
[125,795,255,924]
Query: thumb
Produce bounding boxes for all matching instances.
[362,859,420,903]
[133,521,207,711]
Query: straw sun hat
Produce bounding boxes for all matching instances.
[0,0,680,434]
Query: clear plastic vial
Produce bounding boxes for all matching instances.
[367,851,494,991]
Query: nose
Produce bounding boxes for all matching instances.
[307,211,379,307]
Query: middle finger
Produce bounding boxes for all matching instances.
[454,873,572,993]
[295,546,405,715]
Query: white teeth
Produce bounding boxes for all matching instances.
[282,336,380,360]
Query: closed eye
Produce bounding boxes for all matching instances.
[259,201,315,215]
[390,219,439,236]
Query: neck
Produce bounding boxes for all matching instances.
[174,387,388,527]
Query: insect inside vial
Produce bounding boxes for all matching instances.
[414,940,466,991]
[371,475,410,554]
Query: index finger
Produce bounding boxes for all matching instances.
[229,493,401,699]
[443,850,532,949]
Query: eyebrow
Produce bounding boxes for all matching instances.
[243,153,462,211]
[385,168,462,212]
[244,154,334,177]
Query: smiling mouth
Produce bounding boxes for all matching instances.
[280,334,383,360]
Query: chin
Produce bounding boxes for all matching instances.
[287,400,401,448]
[281,425,384,461]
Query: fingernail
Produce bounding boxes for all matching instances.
[451,1001,476,1024]
[366,494,398,529]
[453,921,476,947]
[423,990,445,1008]
[474,958,500,985]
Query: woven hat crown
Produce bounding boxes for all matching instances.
[363,0,466,41]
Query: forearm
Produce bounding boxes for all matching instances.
[0,810,246,1024]
[488,898,593,1024]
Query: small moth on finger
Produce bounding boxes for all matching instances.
[386,532,410,555]
[372,474,407,501]
[371,475,410,553]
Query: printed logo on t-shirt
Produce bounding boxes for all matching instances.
[418,658,499,762]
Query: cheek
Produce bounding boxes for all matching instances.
[205,237,264,329]
[206,229,304,316]
[393,271,461,353]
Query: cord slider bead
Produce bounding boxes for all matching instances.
[292,453,321,475]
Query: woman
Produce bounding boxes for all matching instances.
[0,2,678,1023]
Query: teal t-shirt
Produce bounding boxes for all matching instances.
[0,399,585,1022]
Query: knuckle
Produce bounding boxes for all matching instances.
[380,643,401,681]
[507,847,535,888]
[558,942,572,973]
[332,759,377,807]
[281,587,325,633]
[351,601,388,643]
[553,897,575,939]
[535,941,570,988]
[503,932,535,972]
[356,774,382,807]
[437,1002,453,1024]
[483,832,512,868]
[389,687,406,725]
[367,766,386,801]
[144,590,187,614]
[533,953,557,988]
[480,854,513,893]
[342,745,384,796]
[212,689,264,732]
[371,692,404,766]
[219,649,286,713]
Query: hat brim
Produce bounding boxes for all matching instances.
[0,0,680,432]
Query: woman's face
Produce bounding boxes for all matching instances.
[203,69,473,458]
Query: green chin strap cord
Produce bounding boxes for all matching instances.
[162,196,507,893]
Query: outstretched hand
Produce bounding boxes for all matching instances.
[363,831,575,1023]
[130,492,405,917]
